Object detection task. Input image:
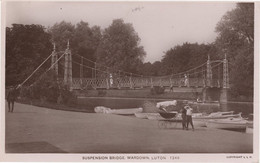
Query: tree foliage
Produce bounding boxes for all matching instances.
[6,24,52,86]
[48,21,102,78]
[20,70,76,105]
[160,43,218,75]
[96,19,146,75]
[215,3,254,96]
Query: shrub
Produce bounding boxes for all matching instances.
[19,70,76,105]
[150,86,165,95]
[98,90,107,96]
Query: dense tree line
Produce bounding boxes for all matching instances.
[215,3,254,97]
[6,24,52,86]
[6,3,254,99]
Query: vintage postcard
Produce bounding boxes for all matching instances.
[1,0,259,162]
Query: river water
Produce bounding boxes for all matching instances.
[77,97,253,118]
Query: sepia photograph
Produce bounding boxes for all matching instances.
[1,1,259,162]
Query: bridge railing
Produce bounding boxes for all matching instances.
[70,77,222,89]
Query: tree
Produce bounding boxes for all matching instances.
[161,43,217,75]
[48,21,102,78]
[215,3,254,96]
[95,19,146,76]
[6,24,52,86]
[48,21,75,51]
[72,21,102,78]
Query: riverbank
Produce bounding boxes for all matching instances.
[74,87,253,102]
[16,95,253,116]
[5,102,253,155]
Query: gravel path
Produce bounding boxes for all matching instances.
[5,102,253,153]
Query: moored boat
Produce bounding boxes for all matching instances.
[94,106,111,113]
[188,101,220,106]
[193,112,241,120]
[191,112,241,127]
[208,111,234,117]
[246,121,253,134]
[206,117,247,130]
[95,106,143,115]
[107,107,143,115]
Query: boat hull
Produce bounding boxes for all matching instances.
[246,121,253,134]
[108,108,143,115]
[206,119,247,130]
[193,113,241,120]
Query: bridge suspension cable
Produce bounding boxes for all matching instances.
[72,60,111,75]
[73,53,222,79]
[29,52,67,86]
[73,53,144,77]
[18,53,54,88]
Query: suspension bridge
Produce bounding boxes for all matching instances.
[20,41,229,92]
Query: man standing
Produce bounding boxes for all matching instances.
[185,104,194,131]
[7,86,17,112]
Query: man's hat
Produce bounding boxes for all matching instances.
[184,104,190,109]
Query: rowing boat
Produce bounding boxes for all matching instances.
[246,121,253,134]
[107,107,143,115]
[206,117,247,130]
[193,112,241,120]
[95,106,143,115]
[192,111,241,127]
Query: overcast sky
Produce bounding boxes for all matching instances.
[5,1,236,63]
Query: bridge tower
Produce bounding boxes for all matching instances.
[220,54,229,103]
[223,54,229,88]
[51,43,58,75]
[206,54,212,87]
[64,40,73,90]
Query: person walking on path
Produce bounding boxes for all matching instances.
[185,104,194,131]
[7,86,17,112]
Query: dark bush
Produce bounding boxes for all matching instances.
[19,70,76,105]
[150,86,165,95]
[203,87,220,101]
[98,90,107,96]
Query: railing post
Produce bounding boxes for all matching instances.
[179,75,182,87]
[106,78,110,89]
[130,73,133,89]
[141,75,144,88]
[94,62,96,80]
[150,78,153,88]
[118,71,121,89]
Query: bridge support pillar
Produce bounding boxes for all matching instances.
[51,43,58,75]
[206,54,212,87]
[64,40,72,91]
[220,88,228,103]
